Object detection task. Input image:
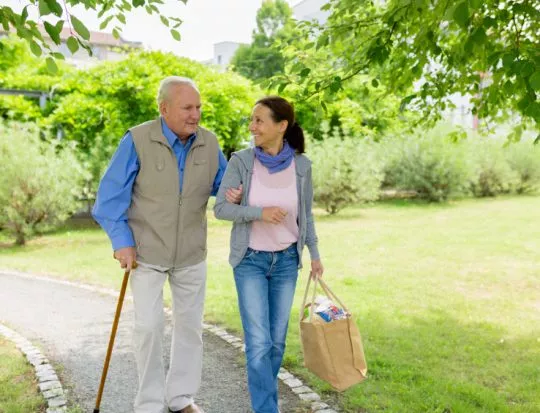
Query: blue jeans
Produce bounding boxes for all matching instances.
[233,243,299,413]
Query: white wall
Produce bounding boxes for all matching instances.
[292,0,330,24]
[212,41,244,72]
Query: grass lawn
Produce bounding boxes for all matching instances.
[0,337,46,413]
[1,196,539,412]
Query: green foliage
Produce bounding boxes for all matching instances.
[1,49,259,202]
[0,0,183,68]
[382,127,473,202]
[278,0,540,130]
[504,140,540,194]
[310,129,384,214]
[40,51,258,158]
[0,122,86,245]
[467,139,519,197]
[231,0,294,81]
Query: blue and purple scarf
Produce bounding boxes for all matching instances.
[255,141,295,174]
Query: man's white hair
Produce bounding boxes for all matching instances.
[157,76,199,106]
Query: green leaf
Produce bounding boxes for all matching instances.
[469,0,482,9]
[524,101,540,122]
[471,27,487,45]
[46,56,58,73]
[38,0,51,16]
[29,40,42,57]
[502,53,514,69]
[132,0,145,6]
[320,101,327,112]
[44,0,63,17]
[453,2,469,28]
[170,29,181,41]
[534,134,540,145]
[44,21,61,45]
[112,28,120,39]
[278,83,287,94]
[21,6,29,22]
[160,16,169,26]
[71,15,90,40]
[400,94,416,111]
[299,68,311,78]
[99,15,114,30]
[517,95,531,112]
[316,34,329,50]
[371,78,379,88]
[520,61,535,78]
[329,78,341,94]
[117,13,126,24]
[67,36,79,54]
[529,72,540,91]
[483,16,496,29]
[51,52,65,60]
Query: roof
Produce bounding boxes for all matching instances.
[1,22,142,48]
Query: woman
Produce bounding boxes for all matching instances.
[214,96,323,413]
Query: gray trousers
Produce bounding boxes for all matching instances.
[130,260,206,413]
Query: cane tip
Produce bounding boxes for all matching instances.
[93,410,100,413]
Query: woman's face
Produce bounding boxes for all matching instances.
[249,104,287,149]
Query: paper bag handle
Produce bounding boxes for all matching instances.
[300,274,350,322]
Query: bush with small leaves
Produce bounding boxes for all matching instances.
[309,130,384,214]
[467,139,519,197]
[0,122,86,245]
[382,127,473,202]
[504,140,540,194]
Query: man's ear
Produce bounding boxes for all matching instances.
[159,101,167,116]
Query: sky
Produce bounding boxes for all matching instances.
[4,0,301,61]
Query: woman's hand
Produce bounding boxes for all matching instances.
[262,207,287,224]
[310,259,324,279]
[225,184,243,204]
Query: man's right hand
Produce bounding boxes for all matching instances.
[113,247,137,270]
[261,207,287,224]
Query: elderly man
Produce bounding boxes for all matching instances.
[93,76,237,413]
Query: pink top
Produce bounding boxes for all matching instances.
[248,158,299,251]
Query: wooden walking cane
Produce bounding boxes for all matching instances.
[93,263,136,413]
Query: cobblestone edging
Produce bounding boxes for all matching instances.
[201,322,338,413]
[0,324,67,413]
[1,269,339,412]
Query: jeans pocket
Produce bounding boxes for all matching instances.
[244,248,256,259]
[282,244,298,258]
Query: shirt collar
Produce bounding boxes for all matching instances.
[160,117,196,147]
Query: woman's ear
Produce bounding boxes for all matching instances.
[280,120,289,133]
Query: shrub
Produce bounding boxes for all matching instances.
[309,130,384,214]
[505,140,540,194]
[0,122,85,245]
[467,139,519,197]
[381,127,473,202]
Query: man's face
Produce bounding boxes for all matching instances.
[160,84,201,140]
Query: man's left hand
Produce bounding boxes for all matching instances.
[225,184,243,204]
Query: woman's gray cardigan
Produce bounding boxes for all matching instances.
[213,148,320,268]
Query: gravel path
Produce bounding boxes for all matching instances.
[0,271,308,413]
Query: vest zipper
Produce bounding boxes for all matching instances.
[171,140,203,267]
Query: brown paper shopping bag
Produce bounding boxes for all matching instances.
[299,276,367,391]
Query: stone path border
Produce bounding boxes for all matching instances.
[0,323,67,413]
[1,269,339,413]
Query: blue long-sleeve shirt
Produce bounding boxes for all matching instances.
[92,118,228,251]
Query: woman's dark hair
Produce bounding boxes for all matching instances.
[255,95,305,153]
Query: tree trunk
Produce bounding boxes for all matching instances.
[15,231,26,246]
